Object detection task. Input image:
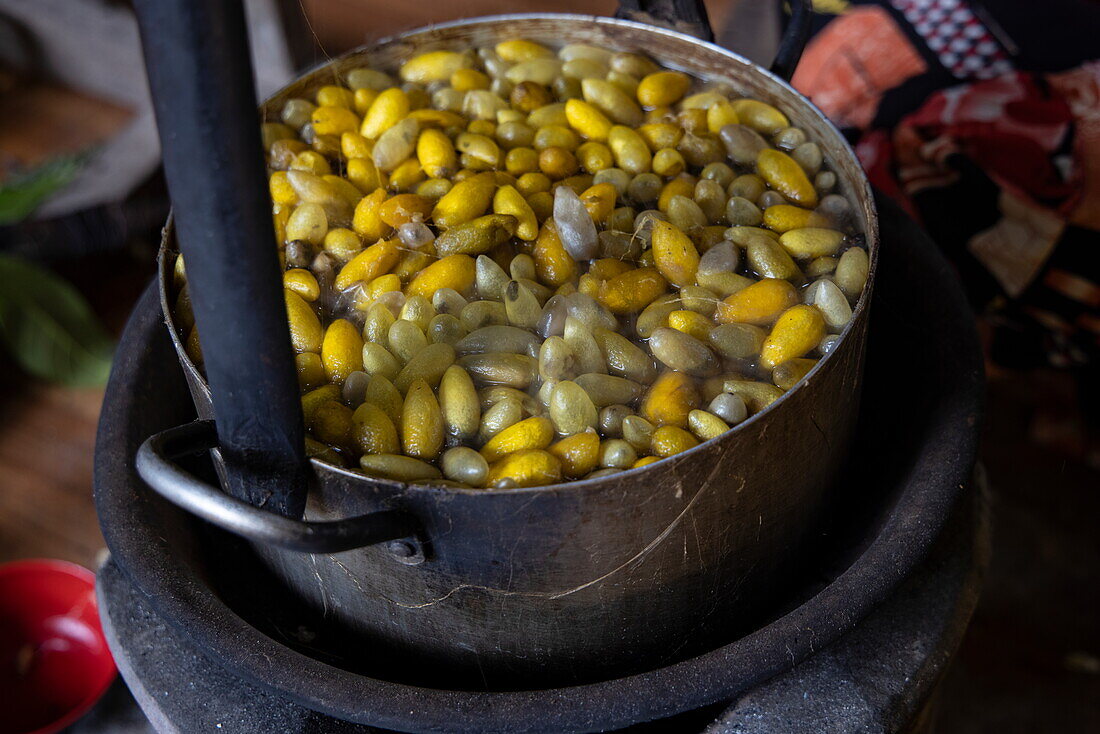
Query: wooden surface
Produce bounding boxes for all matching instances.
[0,252,153,569]
[298,0,741,54]
[0,82,132,178]
[0,382,106,567]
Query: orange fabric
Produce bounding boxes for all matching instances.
[1044,269,1100,309]
[791,6,928,129]
[1049,62,1100,230]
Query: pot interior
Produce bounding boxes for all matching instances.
[161,13,879,491]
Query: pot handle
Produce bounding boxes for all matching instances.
[615,0,812,82]
[136,420,426,558]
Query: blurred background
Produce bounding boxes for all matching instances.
[0,0,1096,731]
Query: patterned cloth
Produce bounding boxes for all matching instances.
[890,0,1013,80]
[793,0,1100,368]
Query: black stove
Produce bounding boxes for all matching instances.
[85,194,988,733]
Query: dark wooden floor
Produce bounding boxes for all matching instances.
[937,369,1100,732]
[0,381,105,567]
[0,250,153,569]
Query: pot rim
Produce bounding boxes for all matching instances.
[159,12,879,496]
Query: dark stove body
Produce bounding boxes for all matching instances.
[91,196,987,732]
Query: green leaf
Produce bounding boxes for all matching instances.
[0,254,115,387]
[0,154,85,225]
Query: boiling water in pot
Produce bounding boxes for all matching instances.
[171,38,869,489]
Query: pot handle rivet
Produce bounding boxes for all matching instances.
[387,540,426,566]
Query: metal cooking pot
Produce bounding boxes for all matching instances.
[138,5,879,686]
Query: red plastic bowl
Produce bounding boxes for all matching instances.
[0,560,116,734]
